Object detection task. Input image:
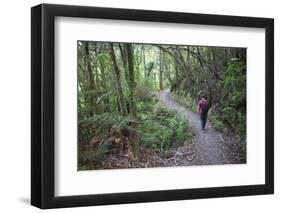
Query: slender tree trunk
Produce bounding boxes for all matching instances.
[109,43,127,115]
[118,44,129,81]
[125,43,136,116]
[99,53,110,112]
[174,56,179,86]
[159,48,163,90]
[84,41,96,116]
[92,45,101,90]
[142,46,146,77]
[210,48,223,81]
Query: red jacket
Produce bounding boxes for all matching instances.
[198,98,206,114]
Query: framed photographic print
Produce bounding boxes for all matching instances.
[31,3,274,209]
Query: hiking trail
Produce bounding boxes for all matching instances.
[158,89,245,166]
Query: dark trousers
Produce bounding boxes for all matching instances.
[200,113,207,130]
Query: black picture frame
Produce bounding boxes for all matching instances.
[31,3,274,209]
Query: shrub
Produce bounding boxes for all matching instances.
[139,107,193,152]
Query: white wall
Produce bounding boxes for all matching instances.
[0,0,279,212]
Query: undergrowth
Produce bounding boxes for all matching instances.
[78,90,193,169]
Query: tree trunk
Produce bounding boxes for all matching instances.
[142,46,146,77]
[210,48,223,81]
[99,50,110,112]
[84,41,96,116]
[159,48,163,90]
[109,43,127,115]
[125,43,136,116]
[118,44,129,81]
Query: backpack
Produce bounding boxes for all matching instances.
[202,101,209,114]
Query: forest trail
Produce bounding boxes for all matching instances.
[78,41,247,170]
[158,89,245,166]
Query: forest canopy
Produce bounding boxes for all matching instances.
[78,41,246,170]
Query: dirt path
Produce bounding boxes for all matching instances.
[158,89,245,166]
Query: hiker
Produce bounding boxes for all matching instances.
[198,96,209,131]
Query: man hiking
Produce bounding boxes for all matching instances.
[198,96,210,131]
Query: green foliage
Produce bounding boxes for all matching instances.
[78,113,142,168]
[78,163,90,171]
[145,61,155,73]
[218,60,246,140]
[78,140,113,170]
[79,140,112,162]
[139,107,192,152]
[79,97,193,163]
[208,113,225,131]
[79,112,141,144]
[135,88,159,112]
[135,85,156,102]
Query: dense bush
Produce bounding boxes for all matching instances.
[139,106,193,152]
